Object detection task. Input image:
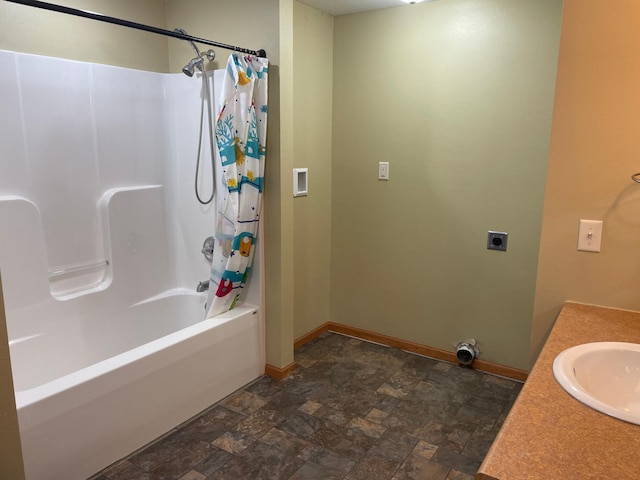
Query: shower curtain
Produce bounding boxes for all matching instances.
[206,53,268,318]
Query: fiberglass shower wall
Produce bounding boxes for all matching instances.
[0,50,238,322]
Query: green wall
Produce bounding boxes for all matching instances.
[293,1,333,339]
[330,0,563,370]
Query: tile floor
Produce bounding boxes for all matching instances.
[92,332,522,480]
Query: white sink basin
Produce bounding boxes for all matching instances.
[553,342,640,425]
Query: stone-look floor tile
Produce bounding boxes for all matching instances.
[245,375,284,398]
[367,430,418,463]
[171,406,247,446]
[445,469,475,480]
[288,461,347,480]
[260,427,316,457]
[376,383,409,398]
[261,391,308,419]
[431,447,482,477]
[381,397,437,437]
[494,409,509,430]
[425,368,484,397]
[453,405,499,430]
[412,440,439,460]
[191,447,233,477]
[100,460,133,478]
[129,434,183,472]
[312,383,361,413]
[233,408,278,438]
[147,441,213,480]
[477,374,518,397]
[222,390,267,416]
[178,470,207,480]
[394,455,450,480]
[95,333,520,480]
[326,360,369,388]
[343,455,401,480]
[341,388,383,417]
[347,416,387,438]
[364,407,389,424]
[312,404,354,426]
[278,411,325,439]
[211,431,254,454]
[296,353,319,368]
[302,446,356,474]
[418,419,474,453]
[482,374,517,390]
[309,418,378,461]
[355,350,405,375]
[100,460,148,480]
[352,365,391,390]
[209,440,305,480]
[432,362,453,373]
[400,354,438,378]
[461,425,500,461]
[374,393,400,413]
[463,393,507,413]
[387,369,422,393]
[299,399,323,415]
[509,383,523,401]
[412,380,464,405]
[284,375,331,399]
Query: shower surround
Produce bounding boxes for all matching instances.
[0,50,264,480]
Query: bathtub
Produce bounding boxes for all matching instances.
[0,52,265,480]
[12,291,264,480]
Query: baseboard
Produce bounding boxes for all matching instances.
[264,362,296,380]
[295,322,528,382]
[294,322,330,349]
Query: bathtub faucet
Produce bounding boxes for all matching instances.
[196,280,209,292]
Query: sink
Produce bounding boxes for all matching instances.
[553,342,640,425]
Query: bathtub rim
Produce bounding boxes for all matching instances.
[15,302,259,425]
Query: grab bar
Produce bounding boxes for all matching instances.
[48,260,110,279]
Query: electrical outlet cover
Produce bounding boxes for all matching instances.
[487,231,508,251]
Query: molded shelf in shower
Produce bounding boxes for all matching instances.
[48,260,111,300]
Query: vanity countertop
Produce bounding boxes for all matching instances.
[476,302,640,480]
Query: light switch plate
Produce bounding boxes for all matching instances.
[378,162,389,180]
[577,219,603,252]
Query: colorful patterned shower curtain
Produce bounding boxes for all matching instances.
[206,53,268,318]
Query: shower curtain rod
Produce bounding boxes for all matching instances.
[4,0,267,58]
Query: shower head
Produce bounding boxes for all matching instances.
[181,57,202,77]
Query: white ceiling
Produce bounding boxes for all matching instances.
[296,0,431,16]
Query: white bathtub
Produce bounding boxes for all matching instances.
[0,52,265,480]
[13,292,264,480]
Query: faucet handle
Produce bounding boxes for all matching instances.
[201,236,215,262]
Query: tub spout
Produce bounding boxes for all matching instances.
[196,280,209,292]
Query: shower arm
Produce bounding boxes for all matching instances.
[4,0,267,58]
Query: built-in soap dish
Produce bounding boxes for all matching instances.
[48,260,111,300]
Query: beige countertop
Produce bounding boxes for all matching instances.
[476,302,640,480]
